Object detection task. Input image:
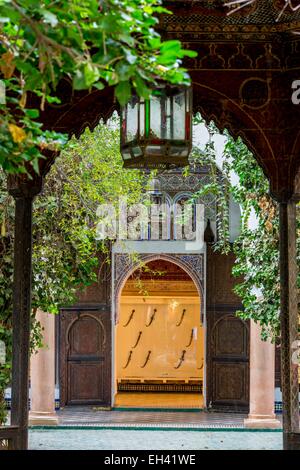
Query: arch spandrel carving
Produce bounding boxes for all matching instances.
[192,71,300,200]
[37,82,117,138]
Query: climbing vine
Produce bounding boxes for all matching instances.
[191,121,300,341]
[224,135,282,340]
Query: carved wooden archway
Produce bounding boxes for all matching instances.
[4,0,300,450]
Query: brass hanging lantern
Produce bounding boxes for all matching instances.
[120,85,192,169]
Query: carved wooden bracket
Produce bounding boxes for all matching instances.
[7,174,43,199]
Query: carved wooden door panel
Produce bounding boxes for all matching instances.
[208,312,249,411]
[206,247,249,411]
[60,307,111,406]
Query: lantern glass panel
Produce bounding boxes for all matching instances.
[126,98,138,142]
[170,146,189,157]
[132,146,143,157]
[139,101,145,139]
[173,91,185,140]
[146,145,164,156]
[122,151,131,160]
[150,95,162,140]
[121,107,126,142]
[120,85,192,169]
[165,97,172,140]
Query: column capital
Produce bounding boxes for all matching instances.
[272,166,300,203]
[7,173,43,199]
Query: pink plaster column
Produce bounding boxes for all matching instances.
[244,321,281,429]
[29,310,58,425]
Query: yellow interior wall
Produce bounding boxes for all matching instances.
[116,295,203,382]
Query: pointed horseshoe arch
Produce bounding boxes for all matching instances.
[113,253,204,324]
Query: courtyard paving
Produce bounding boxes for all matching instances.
[28,407,283,450]
[56,407,249,428]
[28,428,283,450]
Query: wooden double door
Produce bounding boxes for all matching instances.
[206,246,250,412]
[59,306,111,406]
[59,305,249,411]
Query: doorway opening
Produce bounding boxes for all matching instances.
[114,259,205,409]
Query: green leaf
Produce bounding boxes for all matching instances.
[134,76,151,99]
[73,63,100,90]
[118,34,135,47]
[46,96,61,104]
[93,82,105,91]
[100,16,119,34]
[24,108,39,119]
[124,49,137,65]
[73,70,87,90]
[31,158,40,174]
[183,50,198,58]
[115,62,134,81]
[148,38,161,49]
[160,40,182,54]
[83,63,100,88]
[115,81,131,106]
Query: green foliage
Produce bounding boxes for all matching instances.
[32,118,150,312]
[223,135,282,340]
[0,0,196,174]
[0,118,150,423]
[190,120,299,340]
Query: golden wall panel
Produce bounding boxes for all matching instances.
[116,296,203,383]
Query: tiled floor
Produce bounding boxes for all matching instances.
[56,406,267,429]
[29,428,283,450]
[30,405,284,450]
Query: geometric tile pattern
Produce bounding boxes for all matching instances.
[50,407,284,430]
